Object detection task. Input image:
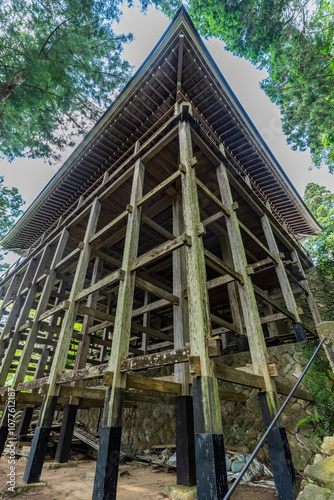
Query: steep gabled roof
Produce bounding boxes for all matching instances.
[2,7,320,251]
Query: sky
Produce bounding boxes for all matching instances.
[1,1,333,264]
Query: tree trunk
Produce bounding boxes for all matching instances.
[0,70,26,104]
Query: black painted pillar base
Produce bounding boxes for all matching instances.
[175,396,196,487]
[92,426,122,500]
[259,392,298,500]
[293,322,307,342]
[0,426,8,457]
[194,433,228,500]
[237,334,249,352]
[23,427,52,483]
[55,404,78,463]
[17,407,34,441]
[23,395,58,484]
[192,377,228,500]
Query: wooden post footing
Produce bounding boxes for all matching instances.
[92,426,122,500]
[237,334,249,353]
[175,396,196,487]
[293,322,307,342]
[264,427,298,500]
[259,392,298,500]
[55,404,78,463]
[192,377,228,499]
[194,433,228,499]
[17,407,34,441]
[23,395,58,484]
[0,425,8,457]
[23,426,52,483]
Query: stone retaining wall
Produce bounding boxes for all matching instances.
[76,267,334,471]
[77,342,332,471]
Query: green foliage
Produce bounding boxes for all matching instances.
[296,414,327,443]
[304,183,334,275]
[0,0,133,162]
[0,177,25,272]
[146,0,334,172]
[299,340,334,440]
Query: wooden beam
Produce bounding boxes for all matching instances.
[238,220,277,262]
[196,177,230,216]
[38,299,70,322]
[76,269,125,302]
[210,313,240,334]
[206,274,236,290]
[132,298,170,317]
[204,248,243,284]
[141,214,175,241]
[89,209,129,244]
[135,276,179,305]
[78,305,115,323]
[131,323,172,342]
[260,312,286,324]
[137,170,181,207]
[130,234,190,271]
[104,371,181,395]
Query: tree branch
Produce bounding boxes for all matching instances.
[38,17,72,59]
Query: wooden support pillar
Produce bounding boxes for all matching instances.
[173,194,195,487]
[0,273,19,324]
[56,256,103,464]
[173,194,189,393]
[93,154,144,500]
[75,256,104,369]
[0,259,37,358]
[261,215,306,341]
[264,303,280,338]
[220,235,245,338]
[4,231,68,390]
[141,291,150,354]
[55,405,78,463]
[33,280,68,380]
[0,242,62,458]
[23,200,100,484]
[291,250,322,325]
[216,158,298,499]
[0,246,50,386]
[216,160,274,390]
[100,296,113,362]
[17,406,34,441]
[179,106,228,499]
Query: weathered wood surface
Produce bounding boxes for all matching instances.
[130,234,190,271]
[217,160,275,393]
[135,276,179,305]
[104,371,182,395]
[262,214,301,322]
[76,269,125,302]
[179,107,223,437]
[214,361,313,401]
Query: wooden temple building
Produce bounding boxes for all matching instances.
[0,8,325,500]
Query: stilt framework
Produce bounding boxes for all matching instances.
[0,8,323,500]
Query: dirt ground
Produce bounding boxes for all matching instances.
[0,457,277,499]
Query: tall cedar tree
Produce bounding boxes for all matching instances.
[144,0,334,172]
[304,183,334,275]
[0,177,24,272]
[0,0,132,162]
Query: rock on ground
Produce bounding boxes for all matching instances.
[296,483,334,500]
